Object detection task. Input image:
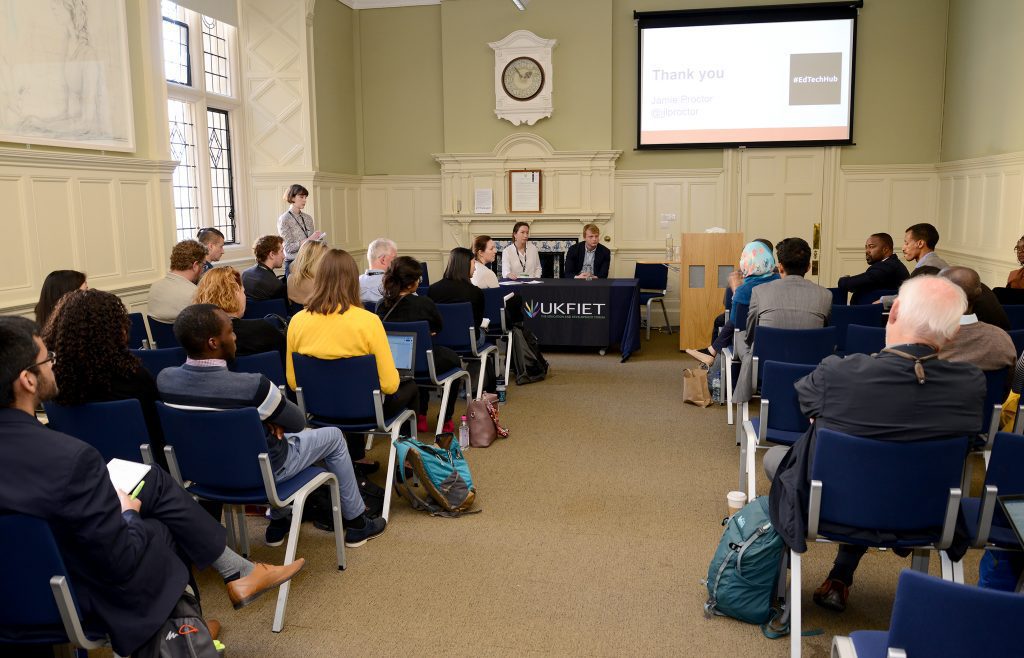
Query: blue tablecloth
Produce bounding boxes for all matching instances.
[504,278,642,362]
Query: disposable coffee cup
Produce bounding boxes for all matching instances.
[727,491,747,516]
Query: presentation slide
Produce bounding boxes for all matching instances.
[639,19,855,147]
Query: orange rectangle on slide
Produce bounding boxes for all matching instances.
[641,126,849,145]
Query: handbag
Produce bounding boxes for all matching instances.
[467,393,509,448]
[683,366,713,408]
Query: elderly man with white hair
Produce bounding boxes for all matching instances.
[765,275,984,615]
[359,238,398,304]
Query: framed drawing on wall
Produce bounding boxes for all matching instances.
[509,169,542,213]
[0,0,136,152]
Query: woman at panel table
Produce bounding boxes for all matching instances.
[193,267,286,362]
[471,235,500,289]
[501,222,542,279]
[376,256,463,434]
[286,249,418,466]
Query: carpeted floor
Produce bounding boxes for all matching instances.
[166,332,980,657]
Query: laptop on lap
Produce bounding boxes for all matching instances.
[386,331,417,381]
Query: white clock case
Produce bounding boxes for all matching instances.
[489,30,557,126]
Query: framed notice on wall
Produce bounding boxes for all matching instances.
[509,169,542,213]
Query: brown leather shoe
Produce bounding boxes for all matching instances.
[206,619,221,641]
[812,577,850,612]
[226,559,305,610]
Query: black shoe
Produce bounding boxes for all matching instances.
[344,514,387,547]
[812,578,850,612]
[265,517,291,547]
[354,460,380,475]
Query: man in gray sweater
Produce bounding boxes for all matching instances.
[157,304,385,548]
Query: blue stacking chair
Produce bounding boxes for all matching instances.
[131,347,186,378]
[363,299,377,314]
[844,324,886,356]
[1008,328,1024,357]
[740,361,815,499]
[790,429,968,656]
[1002,304,1024,330]
[233,350,287,389]
[44,399,154,465]
[634,263,673,340]
[156,403,344,632]
[244,298,289,320]
[830,303,884,353]
[832,569,1024,658]
[852,287,898,305]
[482,287,517,388]
[960,432,1024,575]
[828,287,847,306]
[434,303,498,399]
[146,317,179,348]
[419,261,430,286]
[750,326,836,388]
[292,354,416,522]
[128,312,148,349]
[384,320,473,436]
[722,302,751,425]
[0,515,114,654]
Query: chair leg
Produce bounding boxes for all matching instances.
[746,437,758,501]
[503,332,513,387]
[328,478,346,572]
[726,360,734,425]
[657,298,672,335]
[364,433,374,452]
[645,299,653,340]
[910,549,930,573]
[435,381,452,437]
[736,402,748,446]
[939,551,964,583]
[223,506,238,553]
[272,493,308,633]
[475,359,486,400]
[235,506,250,559]
[790,549,802,658]
[738,435,747,492]
[382,427,399,522]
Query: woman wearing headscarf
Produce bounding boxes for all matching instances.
[686,240,778,366]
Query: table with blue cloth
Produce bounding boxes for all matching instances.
[504,278,642,362]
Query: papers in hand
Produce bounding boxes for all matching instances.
[107,458,151,495]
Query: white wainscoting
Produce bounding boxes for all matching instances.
[360,175,445,279]
[0,148,176,316]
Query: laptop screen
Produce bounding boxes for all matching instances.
[386,332,416,374]
[998,495,1024,548]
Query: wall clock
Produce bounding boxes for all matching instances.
[490,31,556,126]
[502,57,544,101]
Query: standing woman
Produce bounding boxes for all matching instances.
[277,184,324,276]
[501,222,542,279]
[471,235,500,289]
[35,270,88,329]
[287,249,418,465]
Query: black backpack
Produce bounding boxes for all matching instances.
[510,324,549,384]
[133,591,220,658]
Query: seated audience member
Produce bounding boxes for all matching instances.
[0,316,304,657]
[766,275,984,613]
[836,232,909,304]
[732,237,832,404]
[501,221,542,279]
[43,289,167,464]
[902,222,949,271]
[35,269,87,328]
[563,223,611,280]
[286,239,328,307]
[376,256,463,433]
[907,265,1011,330]
[157,304,385,548]
[429,247,486,328]
[471,235,500,289]
[687,240,777,366]
[937,266,1016,371]
[1008,234,1024,289]
[277,184,323,276]
[197,227,226,276]
[194,267,286,361]
[148,239,207,323]
[287,249,418,467]
[359,238,398,304]
[241,235,287,301]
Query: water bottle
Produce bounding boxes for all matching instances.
[496,377,507,404]
[459,415,470,449]
[553,257,560,279]
[710,369,722,405]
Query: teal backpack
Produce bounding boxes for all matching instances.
[393,435,479,517]
[704,496,784,624]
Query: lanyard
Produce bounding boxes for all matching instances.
[516,246,528,273]
[289,211,310,237]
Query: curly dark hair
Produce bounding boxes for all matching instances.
[380,256,422,309]
[43,289,141,406]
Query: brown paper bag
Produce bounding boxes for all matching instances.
[683,367,713,408]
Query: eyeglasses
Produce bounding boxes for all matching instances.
[26,351,56,371]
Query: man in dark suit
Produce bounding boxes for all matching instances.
[563,223,611,279]
[766,275,983,613]
[836,232,909,304]
[242,234,287,300]
[0,317,303,656]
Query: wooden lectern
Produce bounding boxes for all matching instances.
[679,232,747,350]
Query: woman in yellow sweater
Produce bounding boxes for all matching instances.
[287,249,418,466]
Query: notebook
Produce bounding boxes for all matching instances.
[386,331,417,380]
[107,458,151,496]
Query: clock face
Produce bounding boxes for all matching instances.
[501,57,544,101]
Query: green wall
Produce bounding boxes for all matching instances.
[941,0,1024,161]
[358,5,445,175]
[313,0,359,174]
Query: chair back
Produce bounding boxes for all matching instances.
[130,347,186,378]
[146,317,179,348]
[419,262,430,286]
[986,432,1024,529]
[292,354,380,420]
[482,287,506,334]
[760,361,815,434]
[417,284,430,297]
[1002,304,1024,330]
[752,326,836,366]
[363,299,377,313]
[232,351,286,388]
[128,312,148,349]
[828,287,847,306]
[731,302,750,332]
[43,399,150,463]
[155,403,267,490]
[844,324,886,355]
[884,569,1024,658]
[811,429,967,532]
[830,304,884,352]
[243,298,289,320]
[634,263,668,291]
[982,369,1009,436]
[435,303,476,351]
[0,514,74,629]
[1008,329,1024,357]
[383,320,432,377]
[851,288,898,305]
